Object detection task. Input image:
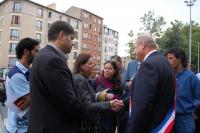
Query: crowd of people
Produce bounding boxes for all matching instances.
[4,20,200,133]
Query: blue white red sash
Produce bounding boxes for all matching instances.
[150,106,175,133]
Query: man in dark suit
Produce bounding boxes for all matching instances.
[28,21,88,133]
[127,34,176,133]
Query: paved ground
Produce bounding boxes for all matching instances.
[0,103,7,133]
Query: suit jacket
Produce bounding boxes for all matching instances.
[127,51,175,133]
[125,60,138,81]
[28,45,88,133]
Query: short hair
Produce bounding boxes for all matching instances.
[15,38,39,59]
[166,48,187,68]
[74,53,92,74]
[110,55,122,62]
[48,21,75,41]
[136,34,157,48]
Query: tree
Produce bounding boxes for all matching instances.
[127,30,135,59]
[140,10,166,38]
[157,20,184,53]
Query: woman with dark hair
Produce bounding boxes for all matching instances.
[73,53,123,133]
[94,60,126,133]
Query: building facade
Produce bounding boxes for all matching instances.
[0,0,82,71]
[101,25,119,69]
[66,6,103,70]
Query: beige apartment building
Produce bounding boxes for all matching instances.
[101,25,119,69]
[0,0,82,71]
[66,6,103,70]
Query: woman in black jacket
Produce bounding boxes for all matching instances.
[73,53,123,133]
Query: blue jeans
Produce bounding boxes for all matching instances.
[174,114,195,133]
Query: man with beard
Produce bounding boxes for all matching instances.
[5,38,39,133]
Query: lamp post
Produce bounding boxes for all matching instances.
[184,0,197,69]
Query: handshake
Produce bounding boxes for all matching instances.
[110,99,124,112]
[97,89,124,112]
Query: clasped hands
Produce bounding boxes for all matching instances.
[97,89,124,112]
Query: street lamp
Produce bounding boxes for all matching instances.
[184,0,197,69]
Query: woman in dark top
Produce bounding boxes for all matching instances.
[73,53,122,133]
[94,60,127,133]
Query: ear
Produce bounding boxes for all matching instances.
[24,49,30,56]
[58,31,65,40]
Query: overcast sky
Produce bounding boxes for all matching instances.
[4,0,200,56]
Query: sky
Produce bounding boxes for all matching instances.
[8,0,200,56]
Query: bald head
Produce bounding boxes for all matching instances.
[136,34,157,49]
[133,34,158,62]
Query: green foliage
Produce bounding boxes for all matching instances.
[140,10,166,38]
[127,30,135,59]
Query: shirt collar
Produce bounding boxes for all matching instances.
[176,68,186,78]
[143,50,158,61]
[16,61,29,74]
[47,43,67,61]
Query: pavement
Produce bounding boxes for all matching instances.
[0,103,7,133]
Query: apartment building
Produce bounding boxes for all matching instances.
[0,0,82,71]
[66,6,103,70]
[101,25,119,69]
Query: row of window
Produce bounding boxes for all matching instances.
[82,43,101,52]
[9,2,79,29]
[83,12,102,25]
[104,28,119,38]
[104,46,117,53]
[83,32,102,43]
[83,22,102,32]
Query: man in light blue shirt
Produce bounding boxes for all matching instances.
[6,38,39,133]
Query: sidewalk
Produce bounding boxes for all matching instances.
[0,103,6,133]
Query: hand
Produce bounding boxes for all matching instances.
[16,94,30,111]
[110,99,124,112]
[105,93,114,100]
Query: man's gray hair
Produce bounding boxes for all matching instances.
[136,34,157,48]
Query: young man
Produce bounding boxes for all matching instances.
[6,38,39,133]
[28,21,89,133]
[166,48,200,133]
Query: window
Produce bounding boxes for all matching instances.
[75,21,78,29]
[94,35,97,42]
[89,24,92,29]
[13,2,21,12]
[48,12,52,19]
[11,15,20,25]
[83,32,87,40]
[9,57,17,67]
[48,23,51,29]
[104,46,107,52]
[67,18,70,24]
[9,43,17,53]
[98,19,101,25]
[74,31,78,39]
[10,29,19,40]
[94,27,97,32]
[36,33,41,42]
[73,52,77,59]
[0,17,3,25]
[37,8,43,18]
[82,43,87,50]
[84,12,87,18]
[84,22,87,29]
[73,41,78,49]
[59,15,62,20]
[36,20,42,30]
